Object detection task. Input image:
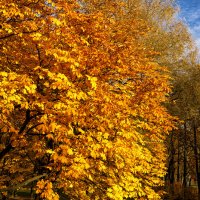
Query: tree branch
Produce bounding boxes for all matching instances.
[0,174,47,192]
[0,143,13,161]
[26,123,44,134]
[0,110,31,160]
[36,44,43,67]
[19,109,31,134]
[0,28,41,40]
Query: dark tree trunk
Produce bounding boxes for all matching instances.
[193,119,200,195]
[177,132,180,182]
[183,122,187,188]
[166,132,175,195]
[183,122,187,199]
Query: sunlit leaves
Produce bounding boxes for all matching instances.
[0,0,175,199]
[87,75,98,90]
[36,180,59,200]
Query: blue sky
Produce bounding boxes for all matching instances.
[177,0,200,52]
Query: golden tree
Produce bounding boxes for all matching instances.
[0,0,174,199]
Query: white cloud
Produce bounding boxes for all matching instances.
[181,10,200,52]
[189,24,200,51]
[193,24,200,32]
[189,24,200,38]
[177,1,200,55]
[194,38,200,51]
[186,9,200,22]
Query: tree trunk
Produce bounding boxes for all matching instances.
[166,132,175,195]
[177,131,180,182]
[193,119,200,195]
[170,133,175,181]
[183,122,187,199]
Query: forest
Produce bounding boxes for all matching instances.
[0,0,200,199]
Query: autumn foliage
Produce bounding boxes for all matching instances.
[0,0,175,199]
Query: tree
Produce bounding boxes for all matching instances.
[165,62,200,198]
[0,0,175,199]
[122,0,195,71]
